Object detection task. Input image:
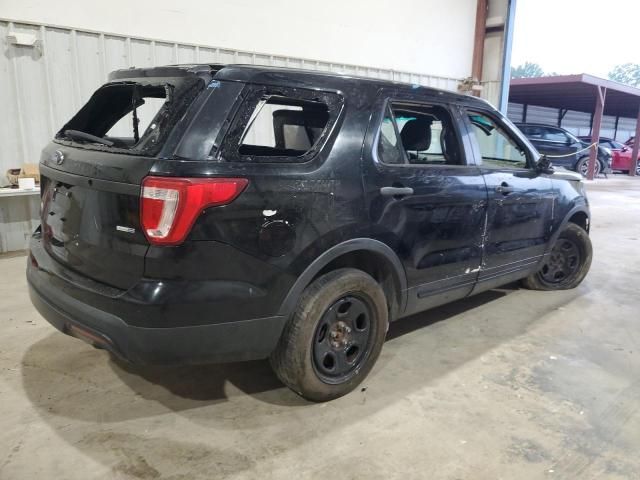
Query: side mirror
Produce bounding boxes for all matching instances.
[537,155,554,174]
[621,146,629,152]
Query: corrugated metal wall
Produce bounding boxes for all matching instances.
[479,81,502,109]
[507,102,638,141]
[0,18,461,179]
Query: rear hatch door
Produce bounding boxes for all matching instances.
[40,151,154,290]
[39,71,206,290]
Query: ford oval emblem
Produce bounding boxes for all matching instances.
[54,150,65,165]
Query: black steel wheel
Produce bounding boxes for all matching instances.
[270,268,388,402]
[539,238,581,284]
[522,223,592,291]
[312,295,375,383]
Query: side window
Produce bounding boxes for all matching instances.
[377,106,406,164]
[240,97,329,156]
[522,126,544,139]
[467,111,528,169]
[376,102,463,166]
[543,127,569,143]
[221,87,342,162]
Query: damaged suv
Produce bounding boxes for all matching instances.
[28,64,592,401]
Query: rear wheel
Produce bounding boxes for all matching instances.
[522,223,592,290]
[270,268,388,402]
[621,162,640,175]
[577,157,601,177]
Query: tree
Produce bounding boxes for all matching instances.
[511,62,545,79]
[608,63,640,87]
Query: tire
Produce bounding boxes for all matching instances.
[623,163,640,175]
[270,268,388,402]
[577,157,601,177]
[521,223,592,291]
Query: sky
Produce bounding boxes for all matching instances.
[511,0,640,78]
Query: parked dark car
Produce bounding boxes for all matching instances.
[516,123,612,177]
[578,136,640,174]
[27,65,593,401]
[578,136,626,151]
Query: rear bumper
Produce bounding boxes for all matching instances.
[27,239,287,365]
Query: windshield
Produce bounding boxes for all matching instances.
[56,76,204,155]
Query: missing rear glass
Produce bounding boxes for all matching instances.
[55,77,202,155]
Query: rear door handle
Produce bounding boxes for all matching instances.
[380,186,414,197]
[495,183,516,195]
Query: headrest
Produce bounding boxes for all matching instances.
[400,118,432,151]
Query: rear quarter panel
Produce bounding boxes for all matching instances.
[144,82,377,320]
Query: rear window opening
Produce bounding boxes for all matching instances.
[377,103,464,166]
[56,76,203,155]
[218,86,343,163]
[239,96,330,157]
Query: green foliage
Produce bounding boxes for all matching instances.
[608,63,640,87]
[511,62,545,79]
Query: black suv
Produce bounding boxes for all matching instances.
[516,123,612,177]
[27,65,593,401]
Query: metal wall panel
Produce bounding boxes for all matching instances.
[507,103,523,123]
[0,18,461,181]
[525,105,557,126]
[479,80,501,108]
[562,110,591,132]
[616,118,637,142]
[508,101,638,141]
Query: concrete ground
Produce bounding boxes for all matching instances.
[1,175,639,480]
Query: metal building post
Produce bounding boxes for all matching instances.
[629,106,640,177]
[587,86,606,180]
[498,0,518,113]
[471,0,488,89]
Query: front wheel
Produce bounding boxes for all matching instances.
[522,223,592,290]
[577,157,601,177]
[270,268,388,402]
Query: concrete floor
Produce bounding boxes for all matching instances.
[1,175,640,480]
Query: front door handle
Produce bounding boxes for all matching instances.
[495,183,516,195]
[380,186,414,197]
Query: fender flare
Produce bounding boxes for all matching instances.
[548,205,590,252]
[277,238,407,319]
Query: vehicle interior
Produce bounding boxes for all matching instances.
[239,95,330,157]
[378,105,463,165]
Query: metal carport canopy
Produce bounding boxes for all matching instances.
[509,74,640,179]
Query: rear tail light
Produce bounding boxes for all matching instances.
[140,177,248,245]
